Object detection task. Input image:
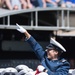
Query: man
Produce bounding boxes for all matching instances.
[16,23,70,75]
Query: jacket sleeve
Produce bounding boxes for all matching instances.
[26,36,45,61]
[52,61,70,75]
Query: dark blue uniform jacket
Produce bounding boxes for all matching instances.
[26,36,70,75]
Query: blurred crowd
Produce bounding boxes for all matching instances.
[0,64,75,75]
[0,0,75,10]
[0,65,48,75]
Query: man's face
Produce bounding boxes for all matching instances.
[46,49,58,60]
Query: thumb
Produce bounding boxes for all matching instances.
[17,28,21,32]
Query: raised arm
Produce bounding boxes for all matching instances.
[16,23,45,60]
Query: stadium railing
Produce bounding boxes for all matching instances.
[0,7,75,31]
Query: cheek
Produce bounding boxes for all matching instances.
[48,51,54,56]
[47,51,52,55]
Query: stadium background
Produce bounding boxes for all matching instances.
[0,10,75,70]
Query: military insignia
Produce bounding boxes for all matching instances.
[61,59,66,63]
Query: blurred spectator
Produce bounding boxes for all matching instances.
[45,0,74,7]
[61,0,73,8]
[37,0,46,7]
[20,0,28,9]
[46,0,62,7]
[56,0,66,7]
[5,0,21,10]
[30,0,44,8]
[0,0,4,8]
[72,0,75,8]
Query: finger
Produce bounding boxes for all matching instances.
[17,29,20,31]
[16,23,20,28]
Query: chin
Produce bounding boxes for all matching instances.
[47,56,51,59]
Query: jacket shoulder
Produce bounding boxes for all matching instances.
[59,58,68,63]
[61,59,67,63]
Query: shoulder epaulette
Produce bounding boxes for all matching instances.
[61,59,67,63]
